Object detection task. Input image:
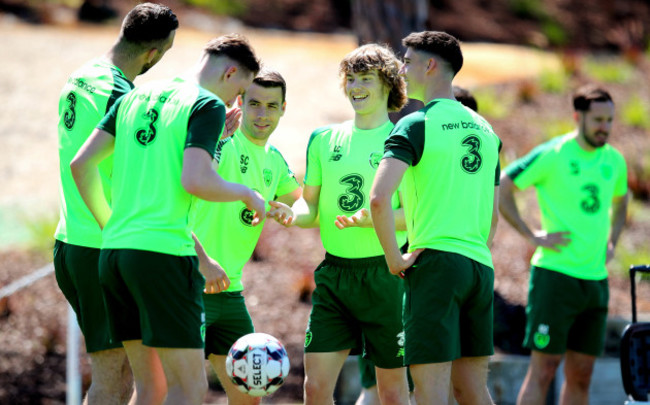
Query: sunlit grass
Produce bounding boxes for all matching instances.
[620,94,650,129]
[583,57,635,83]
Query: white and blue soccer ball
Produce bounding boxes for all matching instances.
[225,332,291,397]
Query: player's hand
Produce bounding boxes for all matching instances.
[267,200,296,227]
[223,107,242,139]
[243,190,266,226]
[334,208,371,229]
[200,257,230,294]
[531,230,571,252]
[388,248,424,278]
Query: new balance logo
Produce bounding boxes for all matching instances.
[329,145,342,161]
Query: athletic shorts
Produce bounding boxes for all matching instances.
[524,266,609,356]
[99,249,205,349]
[403,249,494,365]
[53,240,120,353]
[203,291,255,357]
[358,356,414,391]
[305,253,405,369]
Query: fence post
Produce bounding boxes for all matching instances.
[66,304,81,405]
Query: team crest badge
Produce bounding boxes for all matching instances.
[264,169,272,187]
[240,207,254,227]
[369,152,382,169]
[304,330,313,348]
[534,324,550,349]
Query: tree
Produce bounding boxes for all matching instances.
[351,0,428,56]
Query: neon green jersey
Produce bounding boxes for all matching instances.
[98,77,226,256]
[384,99,501,269]
[191,130,299,291]
[304,120,406,258]
[506,134,627,280]
[55,59,133,248]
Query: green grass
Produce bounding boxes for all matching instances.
[181,0,247,16]
[583,57,635,84]
[538,68,568,93]
[539,118,574,142]
[20,212,58,258]
[620,94,650,129]
[473,87,512,119]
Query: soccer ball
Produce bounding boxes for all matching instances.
[225,332,290,397]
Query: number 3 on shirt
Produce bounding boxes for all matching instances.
[338,174,365,213]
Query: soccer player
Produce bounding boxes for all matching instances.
[191,68,300,404]
[268,43,410,405]
[353,84,480,405]
[370,31,501,404]
[53,4,177,403]
[70,34,265,405]
[499,85,628,405]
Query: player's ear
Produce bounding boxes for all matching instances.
[426,57,437,74]
[145,48,157,64]
[573,111,579,123]
[237,94,244,107]
[224,65,238,80]
[280,101,287,116]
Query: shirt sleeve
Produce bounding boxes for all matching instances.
[505,139,556,190]
[383,111,426,166]
[274,149,300,197]
[96,94,126,136]
[185,92,226,158]
[106,69,134,114]
[303,126,329,186]
[613,152,628,197]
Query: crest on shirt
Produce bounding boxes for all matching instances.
[264,169,272,187]
[569,160,580,175]
[369,152,382,169]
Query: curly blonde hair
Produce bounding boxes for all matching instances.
[339,43,407,112]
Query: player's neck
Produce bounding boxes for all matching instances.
[354,109,390,130]
[104,48,141,82]
[573,130,598,152]
[241,129,268,147]
[423,83,454,105]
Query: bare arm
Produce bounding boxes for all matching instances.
[289,184,321,228]
[370,158,422,275]
[498,173,570,251]
[182,147,266,225]
[192,233,230,293]
[70,128,115,229]
[606,193,628,263]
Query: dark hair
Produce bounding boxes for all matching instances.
[453,85,478,112]
[402,31,463,76]
[339,43,407,112]
[251,68,287,102]
[573,85,613,111]
[121,3,178,44]
[204,34,261,76]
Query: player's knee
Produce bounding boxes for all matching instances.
[304,375,329,402]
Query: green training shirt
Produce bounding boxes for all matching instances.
[304,120,406,258]
[505,134,627,280]
[55,59,133,248]
[98,77,226,256]
[384,99,501,269]
[191,129,299,291]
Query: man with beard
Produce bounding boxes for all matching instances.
[499,85,629,405]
